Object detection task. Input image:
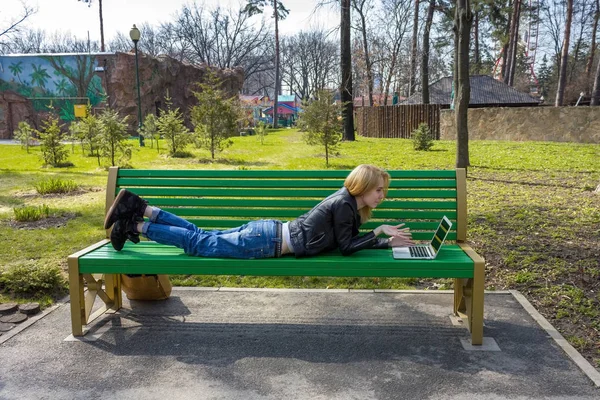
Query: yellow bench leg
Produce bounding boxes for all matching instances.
[457,243,485,345]
[68,256,85,336]
[470,264,485,345]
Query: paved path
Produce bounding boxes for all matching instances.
[0,289,598,399]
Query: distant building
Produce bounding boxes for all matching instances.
[262,94,302,126]
[402,75,541,108]
[239,95,270,127]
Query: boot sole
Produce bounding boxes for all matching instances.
[103,189,128,230]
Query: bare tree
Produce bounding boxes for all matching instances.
[408,0,420,96]
[244,0,289,128]
[0,1,36,53]
[351,0,375,106]
[6,28,45,53]
[422,0,435,103]
[540,0,567,68]
[109,23,168,57]
[585,0,600,83]
[341,0,355,140]
[592,48,600,105]
[454,0,472,169]
[281,30,338,100]
[555,0,573,106]
[173,3,272,81]
[504,0,521,86]
[375,0,412,102]
[568,0,594,84]
[78,0,105,52]
[42,31,99,53]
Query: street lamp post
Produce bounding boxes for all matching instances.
[129,24,144,146]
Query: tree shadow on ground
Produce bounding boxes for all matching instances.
[196,158,272,167]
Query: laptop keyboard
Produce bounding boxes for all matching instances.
[409,246,430,258]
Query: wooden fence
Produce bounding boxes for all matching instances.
[355,104,441,139]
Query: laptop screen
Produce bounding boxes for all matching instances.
[430,217,453,254]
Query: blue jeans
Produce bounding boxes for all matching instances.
[141,209,282,259]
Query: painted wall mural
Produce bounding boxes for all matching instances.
[0,54,106,121]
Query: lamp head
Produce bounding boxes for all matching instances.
[129,25,141,43]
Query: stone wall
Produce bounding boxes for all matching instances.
[440,106,600,143]
[106,52,244,129]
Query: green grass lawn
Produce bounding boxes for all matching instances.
[1,128,599,367]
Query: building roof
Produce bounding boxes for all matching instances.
[239,95,268,103]
[278,94,300,103]
[402,75,540,106]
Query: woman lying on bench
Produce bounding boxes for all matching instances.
[103,164,414,258]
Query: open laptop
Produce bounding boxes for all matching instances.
[392,216,453,260]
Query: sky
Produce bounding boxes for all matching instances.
[2,0,339,45]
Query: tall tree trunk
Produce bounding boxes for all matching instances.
[507,0,521,86]
[569,3,589,84]
[422,0,435,104]
[273,0,280,128]
[473,7,480,74]
[555,0,573,106]
[585,0,600,86]
[341,0,355,140]
[99,0,105,52]
[504,0,518,84]
[359,10,374,106]
[409,0,419,96]
[454,0,472,169]
[591,51,600,105]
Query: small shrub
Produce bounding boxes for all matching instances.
[172,150,195,158]
[14,121,36,153]
[141,114,160,152]
[255,122,268,145]
[13,204,51,222]
[0,262,66,297]
[34,177,78,195]
[411,123,434,151]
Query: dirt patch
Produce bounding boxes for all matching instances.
[8,213,78,230]
[14,187,102,199]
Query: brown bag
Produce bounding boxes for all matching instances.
[121,274,172,300]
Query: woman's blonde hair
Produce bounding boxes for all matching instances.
[344,164,390,223]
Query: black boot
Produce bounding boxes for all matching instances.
[110,217,141,251]
[104,189,148,229]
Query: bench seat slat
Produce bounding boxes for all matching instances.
[141,198,458,210]
[117,169,458,179]
[117,178,457,189]
[79,243,474,278]
[159,208,457,220]
[125,188,458,198]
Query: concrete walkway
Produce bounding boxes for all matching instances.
[0,289,598,399]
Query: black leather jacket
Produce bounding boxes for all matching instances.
[288,187,389,257]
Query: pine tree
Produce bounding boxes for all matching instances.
[39,116,70,167]
[98,109,131,167]
[157,95,192,157]
[191,72,240,159]
[297,90,342,167]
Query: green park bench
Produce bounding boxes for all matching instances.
[68,167,485,344]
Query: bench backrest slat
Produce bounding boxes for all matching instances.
[107,168,467,242]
